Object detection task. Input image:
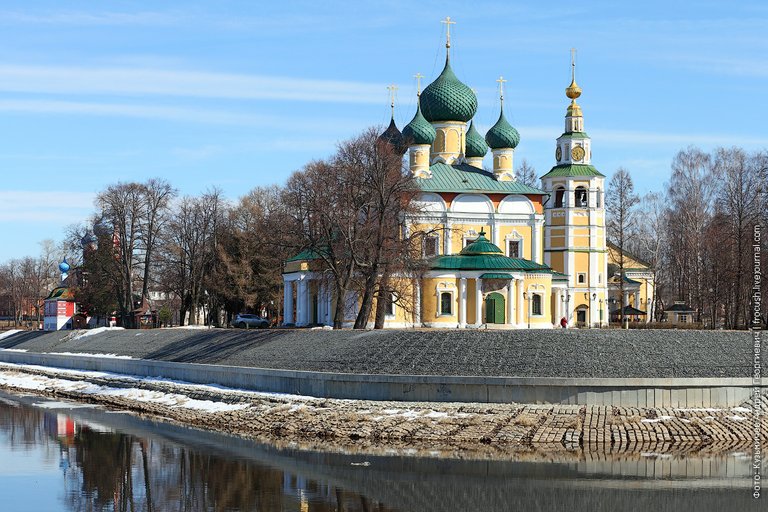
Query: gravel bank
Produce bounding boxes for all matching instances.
[0,328,756,378]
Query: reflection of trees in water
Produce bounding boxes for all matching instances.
[0,400,395,512]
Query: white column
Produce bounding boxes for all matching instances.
[459,278,467,328]
[530,217,539,263]
[634,292,639,310]
[296,280,306,325]
[414,281,422,327]
[554,289,561,323]
[443,223,452,255]
[623,290,630,307]
[492,219,500,247]
[306,281,313,324]
[283,280,293,325]
[516,279,524,327]
[506,281,515,325]
[475,278,483,326]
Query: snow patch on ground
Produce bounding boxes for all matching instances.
[0,368,247,413]
[0,361,323,406]
[728,415,747,421]
[162,325,215,330]
[52,352,134,359]
[0,330,23,340]
[731,407,751,413]
[70,327,125,340]
[1,348,27,352]
[642,415,674,423]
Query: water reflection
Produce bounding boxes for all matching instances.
[0,395,393,512]
[0,391,763,512]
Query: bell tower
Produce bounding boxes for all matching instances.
[541,49,608,327]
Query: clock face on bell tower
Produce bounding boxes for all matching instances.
[571,145,585,162]
[555,146,562,161]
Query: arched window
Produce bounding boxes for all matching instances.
[554,187,565,208]
[575,186,588,207]
[440,292,453,316]
[532,294,542,316]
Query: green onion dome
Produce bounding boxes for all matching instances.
[464,120,488,158]
[377,116,406,154]
[420,57,478,123]
[401,101,436,146]
[485,106,520,149]
[459,231,502,255]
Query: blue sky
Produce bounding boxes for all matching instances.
[0,1,766,261]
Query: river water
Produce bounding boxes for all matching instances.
[0,390,762,512]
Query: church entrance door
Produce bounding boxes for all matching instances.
[485,292,505,324]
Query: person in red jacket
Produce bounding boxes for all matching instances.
[560,317,568,329]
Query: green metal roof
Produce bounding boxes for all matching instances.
[430,231,555,272]
[485,106,520,149]
[541,163,605,178]
[460,232,502,255]
[402,101,436,146]
[465,120,488,158]
[559,131,590,140]
[286,248,324,262]
[420,57,477,122]
[417,162,546,195]
[479,272,514,279]
[610,305,647,316]
[431,253,554,272]
[552,271,569,281]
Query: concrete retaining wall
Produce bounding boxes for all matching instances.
[0,350,761,407]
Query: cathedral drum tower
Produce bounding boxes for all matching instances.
[542,51,608,327]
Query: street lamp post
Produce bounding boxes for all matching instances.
[599,298,604,328]
[560,293,571,328]
[523,292,531,329]
[591,293,597,328]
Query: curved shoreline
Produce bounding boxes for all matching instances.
[1,362,765,461]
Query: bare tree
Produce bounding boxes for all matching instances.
[516,159,539,188]
[211,185,288,323]
[96,182,146,326]
[665,147,713,322]
[629,192,666,321]
[161,190,225,326]
[139,179,177,302]
[606,168,639,327]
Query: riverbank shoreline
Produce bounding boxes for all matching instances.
[1,361,765,462]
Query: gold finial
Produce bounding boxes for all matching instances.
[414,73,424,96]
[496,75,507,104]
[566,48,582,100]
[441,16,456,53]
[386,83,398,116]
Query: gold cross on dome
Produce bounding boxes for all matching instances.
[496,75,507,101]
[386,83,398,109]
[414,73,424,95]
[571,47,577,81]
[441,16,456,48]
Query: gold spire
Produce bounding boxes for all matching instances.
[414,72,424,96]
[441,16,456,56]
[496,75,507,105]
[387,83,398,117]
[565,48,582,100]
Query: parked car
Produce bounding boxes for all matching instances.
[232,313,269,329]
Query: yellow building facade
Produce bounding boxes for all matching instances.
[283,36,611,329]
